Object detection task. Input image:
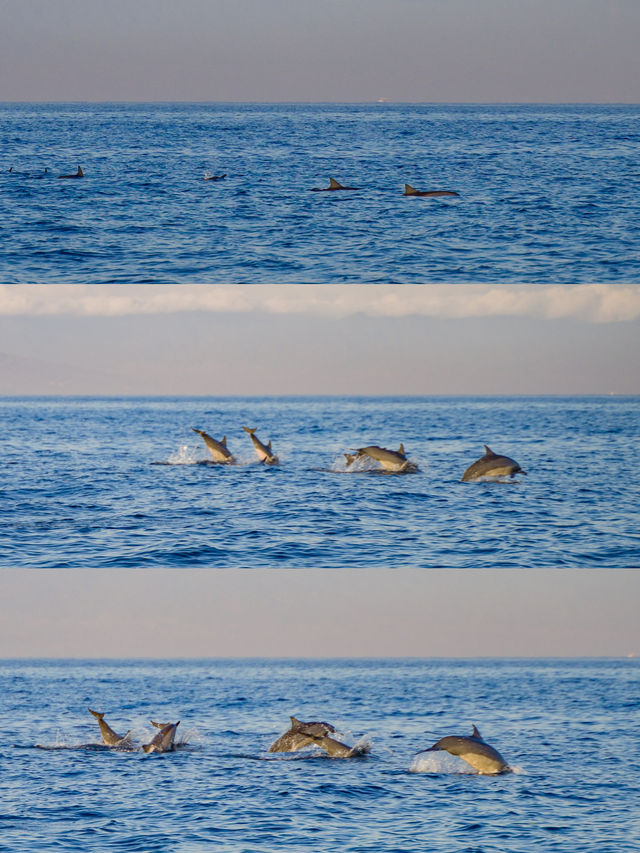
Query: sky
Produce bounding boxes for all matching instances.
[1,0,639,102]
[1,569,638,658]
[0,284,638,395]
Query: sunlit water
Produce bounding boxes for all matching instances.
[1,103,639,282]
[1,658,638,852]
[1,395,638,568]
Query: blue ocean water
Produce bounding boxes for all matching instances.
[1,658,638,853]
[1,103,639,283]
[1,395,638,568]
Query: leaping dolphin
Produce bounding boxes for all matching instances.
[192,428,235,463]
[311,177,359,191]
[417,725,510,775]
[305,732,370,758]
[346,444,418,472]
[461,445,525,482]
[403,183,458,197]
[269,716,337,752]
[58,165,84,179]
[242,426,278,465]
[88,708,131,747]
[142,720,180,754]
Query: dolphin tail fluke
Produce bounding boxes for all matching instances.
[329,178,344,189]
[242,426,256,435]
[88,708,104,720]
[142,743,153,753]
[344,453,356,466]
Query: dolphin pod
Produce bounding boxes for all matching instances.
[415,725,511,775]
[187,429,525,480]
[79,710,515,771]
[242,426,278,464]
[461,445,525,482]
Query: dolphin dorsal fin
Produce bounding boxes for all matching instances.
[398,443,405,455]
[472,725,483,740]
[404,183,418,195]
[267,440,272,449]
[483,445,495,456]
[77,165,84,177]
[329,178,344,189]
[221,436,227,445]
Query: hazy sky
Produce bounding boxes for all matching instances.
[0,285,638,395]
[1,0,638,102]
[1,569,638,658]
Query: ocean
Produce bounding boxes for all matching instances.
[1,395,638,568]
[1,102,639,283]
[1,657,638,852]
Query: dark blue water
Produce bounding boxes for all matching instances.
[1,395,638,568]
[1,103,639,283]
[1,658,638,852]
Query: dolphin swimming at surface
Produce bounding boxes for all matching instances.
[204,171,226,181]
[242,426,278,464]
[58,165,84,179]
[346,444,417,472]
[416,725,511,775]
[192,428,235,463]
[461,445,525,482]
[269,716,337,752]
[142,720,180,754]
[311,177,359,191]
[88,709,131,746]
[403,183,458,197]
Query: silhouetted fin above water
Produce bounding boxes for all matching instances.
[311,177,359,191]
[403,183,458,197]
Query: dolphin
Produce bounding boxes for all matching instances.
[142,720,180,754]
[461,445,525,482]
[58,165,84,179]
[403,183,458,197]
[204,171,226,181]
[305,732,370,758]
[346,444,417,472]
[269,716,337,753]
[311,177,359,191]
[417,725,510,775]
[192,428,235,463]
[88,708,132,746]
[242,426,278,465]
